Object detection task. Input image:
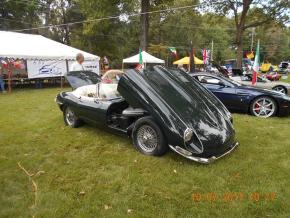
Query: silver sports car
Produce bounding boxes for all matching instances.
[231,73,290,95]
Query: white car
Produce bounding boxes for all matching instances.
[231,73,290,95]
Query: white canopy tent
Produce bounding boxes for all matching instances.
[0,31,100,78]
[123,51,165,64]
[0,31,99,60]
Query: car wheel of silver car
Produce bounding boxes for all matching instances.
[272,86,287,94]
[132,116,168,156]
[250,96,277,118]
[63,107,83,128]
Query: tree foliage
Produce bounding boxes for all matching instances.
[0,0,289,67]
[205,0,290,67]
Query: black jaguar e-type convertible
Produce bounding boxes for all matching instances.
[55,66,238,164]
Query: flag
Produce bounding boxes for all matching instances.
[135,48,144,70]
[252,40,260,85]
[139,48,143,65]
[201,49,210,65]
[168,47,177,56]
[246,51,254,59]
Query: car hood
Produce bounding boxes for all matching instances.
[118,66,235,155]
[66,71,101,89]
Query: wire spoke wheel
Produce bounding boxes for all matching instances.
[137,125,158,152]
[65,108,76,126]
[132,116,167,156]
[252,97,276,118]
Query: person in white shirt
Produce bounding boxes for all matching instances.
[70,53,85,71]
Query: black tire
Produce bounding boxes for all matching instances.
[63,106,83,128]
[250,96,277,118]
[272,85,287,94]
[132,116,168,156]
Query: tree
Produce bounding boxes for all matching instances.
[140,0,150,50]
[207,0,290,68]
[0,0,41,32]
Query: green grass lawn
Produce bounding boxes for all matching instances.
[0,88,290,218]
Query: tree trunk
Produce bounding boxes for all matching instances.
[140,0,149,51]
[236,29,244,69]
[43,0,53,37]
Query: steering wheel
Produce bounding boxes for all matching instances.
[101,70,124,84]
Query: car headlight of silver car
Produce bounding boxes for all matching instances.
[184,128,194,142]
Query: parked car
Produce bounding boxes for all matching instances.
[279,61,290,74]
[190,72,290,118]
[55,67,238,164]
[231,73,290,94]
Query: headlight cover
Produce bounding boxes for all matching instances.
[184,128,194,142]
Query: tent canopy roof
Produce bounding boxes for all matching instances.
[173,56,204,65]
[123,51,165,64]
[0,31,99,60]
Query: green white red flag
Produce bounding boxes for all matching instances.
[135,48,144,70]
[252,40,260,85]
[168,47,177,56]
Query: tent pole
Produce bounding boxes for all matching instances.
[64,60,69,89]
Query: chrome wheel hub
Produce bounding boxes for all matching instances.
[137,125,158,152]
[252,98,275,118]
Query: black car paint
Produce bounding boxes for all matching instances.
[191,73,290,116]
[56,67,237,160]
[119,66,236,157]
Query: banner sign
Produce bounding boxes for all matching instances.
[27,60,67,78]
[68,60,100,74]
[27,60,100,78]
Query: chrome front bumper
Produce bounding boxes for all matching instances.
[169,142,239,164]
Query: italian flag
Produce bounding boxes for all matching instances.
[252,40,260,85]
[169,47,177,56]
[135,48,144,70]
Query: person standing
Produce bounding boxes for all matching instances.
[0,64,6,93]
[103,56,109,70]
[70,53,85,71]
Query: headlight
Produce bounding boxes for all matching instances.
[184,128,194,142]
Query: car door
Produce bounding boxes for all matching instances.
[194,75,240,110]
[75,97,109,126]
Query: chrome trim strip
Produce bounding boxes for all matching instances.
[169,142,239,164]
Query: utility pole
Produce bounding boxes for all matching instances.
[250,28,255,51]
